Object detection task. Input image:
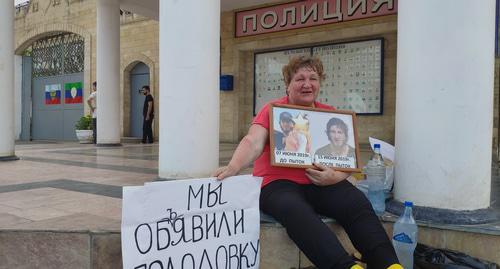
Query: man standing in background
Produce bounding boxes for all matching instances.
[87,81,97,144]
[142,85,154,143]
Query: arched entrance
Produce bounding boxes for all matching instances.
[129,62,150,138]
[27,33,85,141]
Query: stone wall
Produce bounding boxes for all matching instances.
[14,0,160,137]
[221,11,398,144]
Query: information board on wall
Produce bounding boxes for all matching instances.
[254,39,383,115]
[254,48,310,114]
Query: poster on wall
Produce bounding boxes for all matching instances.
[45,84,61,105]
[254,47,310,114]
[64,82,83,104]
[270,104,361,172]
[254,39,383,115]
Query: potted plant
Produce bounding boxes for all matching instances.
[75,114,93,143]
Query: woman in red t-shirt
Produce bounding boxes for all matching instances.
[213,56,401,269]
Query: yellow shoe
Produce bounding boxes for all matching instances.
[387,264,404,269]
[350,265,364,269]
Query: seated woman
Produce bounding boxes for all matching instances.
[212,56,401,269]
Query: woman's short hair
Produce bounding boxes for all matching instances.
[326,117,348,141]
[282,56,325,87]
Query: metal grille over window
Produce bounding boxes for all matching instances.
[32,33,84,77]
[63,34,84,74]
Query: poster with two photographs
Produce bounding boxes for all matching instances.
[270,104,361,172]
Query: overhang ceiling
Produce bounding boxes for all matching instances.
[120,0,286,21]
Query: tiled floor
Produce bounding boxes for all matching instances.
[0,141,499,234]
[0,143,160,231]
[0,142,255,232]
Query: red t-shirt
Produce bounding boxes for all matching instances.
[252,96,335,187]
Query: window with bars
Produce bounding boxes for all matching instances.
[31,33,84,77]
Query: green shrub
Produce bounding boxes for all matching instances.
[75,115,93,130]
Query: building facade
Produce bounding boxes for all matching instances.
[13,0,500,152]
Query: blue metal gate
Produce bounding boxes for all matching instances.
[29,33,85,141]
[130,62,150,138]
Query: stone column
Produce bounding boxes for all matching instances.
[96,0,121,145]
[0,2,17,161]
[395,0,495,211]
[158,0,220,178]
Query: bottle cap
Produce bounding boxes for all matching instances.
[374,144,381,149]
[404,201,413,207]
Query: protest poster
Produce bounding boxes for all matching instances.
[270,103,361,172]
[121,175,262,269]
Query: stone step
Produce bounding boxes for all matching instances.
[121,137,142,144]
[1,219,499,268]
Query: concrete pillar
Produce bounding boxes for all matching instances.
[15,55,23,140]
[96,0,121,145]
[158,0,220,178]
[395,0,495,210]
[0,2,17,161]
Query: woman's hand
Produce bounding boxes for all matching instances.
[305,163,351,186]
[211,165,239,180]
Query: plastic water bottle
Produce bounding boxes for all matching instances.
[364,144,386,215]
[392,201,418,269]
[369,144,384,167]
[366,180,385,215]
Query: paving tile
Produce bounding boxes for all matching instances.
[13,206,73,222]
[50,196,122,220]
[0,213,32,228]
[13,213,120,232]
[417,226,446,249]
[0,204,17,214]
[443,230,500,264]
[0,188,61,203]
[0,231,89,269]
[260,225,300,269]
[0,188,94,209]
[91,233,123,269]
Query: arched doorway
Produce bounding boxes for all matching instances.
[28,33,85,141]
[130,62,150,138]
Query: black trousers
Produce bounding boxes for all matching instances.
[260,180,399,269]
[92,118,97,144]
[142,117,154,143]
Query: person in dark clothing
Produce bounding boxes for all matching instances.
[141,85,154,143]
[274,111,295,150]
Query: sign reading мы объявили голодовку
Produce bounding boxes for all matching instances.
[121,175,262,269]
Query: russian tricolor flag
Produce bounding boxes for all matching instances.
[45,84,61,105]
[65,82,83,104]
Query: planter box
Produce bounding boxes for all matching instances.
[75,130,93,144]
